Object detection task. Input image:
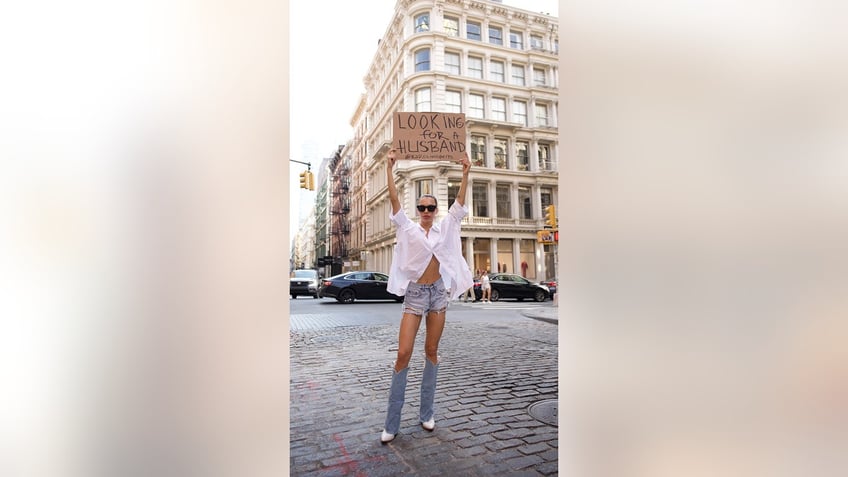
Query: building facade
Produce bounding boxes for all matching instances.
[349,0,559,282]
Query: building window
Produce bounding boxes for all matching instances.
[519,186,532,219]
[510,31,524,49]
[415,87,431,112]
[472,182,488,217]
[535,103,549,127]
[497,238,514,273]
[447,180,460,205]
[540,187,552,210]
[538,144,553,171]
[511,64,525,85]
[520,239,536,279]
[467,21,482,41]
[445,52,460,75]
[490,60,505,82]
[496,184,511,218]
[470,135,486,167]
[445,90,462,113]
[468,93,484,118]
[533,67,546,86]
[491,97,506,122]
[415,13,430,32]
[416,179,433,198]
[474,237,492,274]
[468,56,483,79]
[512,100,527,126]
[531,34,544,50]
[444,16,459,37]
[494,137,508,169]
[515,141,529,171]
[414,48,430,72]
[488,26,503,45]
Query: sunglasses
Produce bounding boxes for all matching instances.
[416,205,437,212]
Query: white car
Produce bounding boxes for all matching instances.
[290,269,320,299]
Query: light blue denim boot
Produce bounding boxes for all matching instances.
[381,366,409,442]
[419,358,439,430]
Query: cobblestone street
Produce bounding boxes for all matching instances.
[290,317,558,476]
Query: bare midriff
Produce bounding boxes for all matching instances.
[416,255,441,284]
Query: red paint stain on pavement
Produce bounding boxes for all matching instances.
[321,433,386,476]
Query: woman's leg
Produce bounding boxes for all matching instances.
[420,308,446,428]
[395,313,423,371]
[383,312,423,441]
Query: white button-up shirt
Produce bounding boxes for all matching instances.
[387,201,473,300]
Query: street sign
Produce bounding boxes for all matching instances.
[537,230,556,244]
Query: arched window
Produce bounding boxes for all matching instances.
[415,87,431,112]
[414,13,429,32]
[414,48,430,72]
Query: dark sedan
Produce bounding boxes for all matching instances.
[319,271,403,304]
[474,273,550,302]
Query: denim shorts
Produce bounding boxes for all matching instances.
[403,278,448,316]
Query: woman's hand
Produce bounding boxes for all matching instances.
[460,152,471,176]
[387,148,397,171]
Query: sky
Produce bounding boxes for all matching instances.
[289,0,560,245]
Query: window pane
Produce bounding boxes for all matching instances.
[468,56,483,79]
[415,88,431,112]
[467,21,481,40]
[445,90,462,113]
[488,26,503,45]
[540,187,552,209]
[490,60,504,82]
[415,49,430,72]
[512,101,527,126]
[511,65,525,85]
[470,135,486,166]
[472,183,488,216]
[519,186,532,218]
[533,67,546,86]
[444,17,459,37]
[496,184,510,218]
[491,97,506,122]
[510,32,523,49]
[535,103,548,127]
[494,138,508,169]
[415,13,429,32]
[416,179,433,197]
[538,144,552,170]
[468,93,484,118]
[531,35,544,49]
[447,180,460,205]
[497,238,513,273]
[445,52,460,75]
[515,141,529,171]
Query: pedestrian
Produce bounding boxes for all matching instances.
[462,268,476,302]
[481,270,491,302]
[380,148,473,443]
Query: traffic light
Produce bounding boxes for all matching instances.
[307,171,315,191]
[544,205,557,228]
[299,171,308,189]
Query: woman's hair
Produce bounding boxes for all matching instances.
[417,194,438,208]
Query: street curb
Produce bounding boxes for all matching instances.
[521,308,558,325]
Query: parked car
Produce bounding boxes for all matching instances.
[473,273,550,302]
[542,277,557,296]
[290,269,320,299]
[319,271,403,304]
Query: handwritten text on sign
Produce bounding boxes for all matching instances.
[393,112,466,161]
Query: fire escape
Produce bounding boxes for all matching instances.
[328,149,351,271]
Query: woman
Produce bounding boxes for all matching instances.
[481,270,491,302]
[381,148,472,443]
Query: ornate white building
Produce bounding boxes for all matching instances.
[342,0,559,281]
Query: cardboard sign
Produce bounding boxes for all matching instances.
[392,112,467,161]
